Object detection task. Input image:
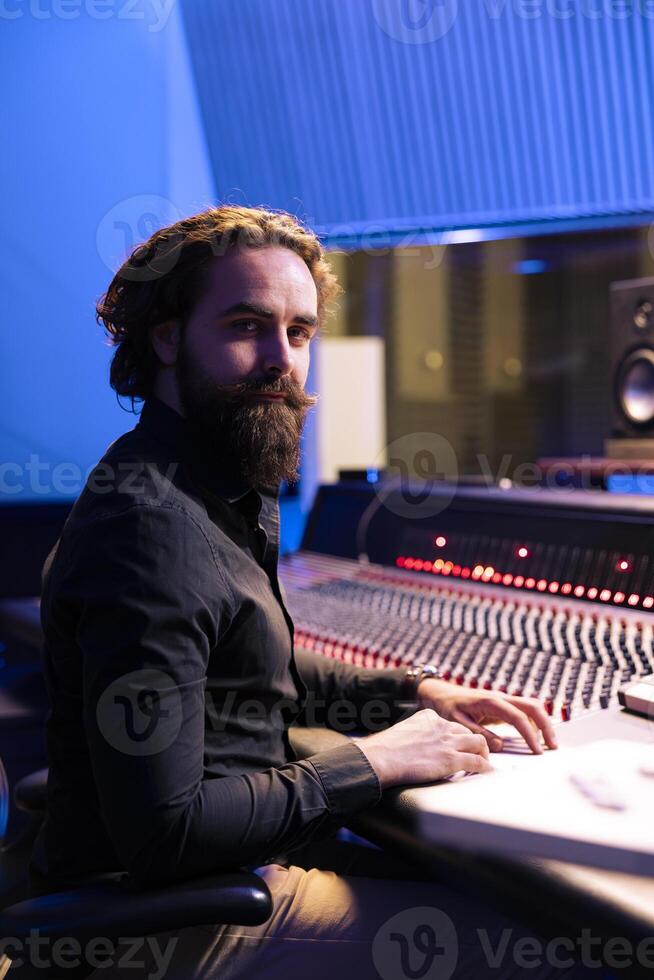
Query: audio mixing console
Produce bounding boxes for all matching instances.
[279,482,654,728]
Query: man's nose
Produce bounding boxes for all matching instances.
[259,331,294,376]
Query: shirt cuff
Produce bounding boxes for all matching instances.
[306,741,382,819]
[384,665,423,703]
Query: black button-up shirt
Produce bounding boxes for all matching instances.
[30,396,419,889]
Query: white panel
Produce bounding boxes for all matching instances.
[315,337,387,484]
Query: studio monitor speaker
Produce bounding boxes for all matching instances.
[609,277,654,450]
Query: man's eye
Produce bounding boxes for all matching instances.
[289,327,311,341]
[233,319,259,333]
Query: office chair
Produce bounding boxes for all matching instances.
[0,761,272,978]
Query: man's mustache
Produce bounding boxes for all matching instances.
[210,377,319,410]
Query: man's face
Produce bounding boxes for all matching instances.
[174,245,320,491]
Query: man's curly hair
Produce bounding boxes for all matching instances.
[96,205,341,406]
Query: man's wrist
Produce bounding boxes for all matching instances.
[403,663,443,702]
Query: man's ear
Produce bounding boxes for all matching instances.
[150,319,181,367]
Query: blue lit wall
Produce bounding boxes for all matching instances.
[0,3,215,505]
[181,0,654,244]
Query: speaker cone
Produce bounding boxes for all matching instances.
[617,349,654,426]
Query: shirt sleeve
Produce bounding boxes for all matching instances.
[71,503,381,887]
[293,646,420,732]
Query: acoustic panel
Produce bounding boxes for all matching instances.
[181,0,654,243]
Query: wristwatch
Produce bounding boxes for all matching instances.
[404,662,443,694]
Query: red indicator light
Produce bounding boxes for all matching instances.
[516,546,530,559]
[452,565,462,577]
[628,594,640,606]
[442,562,453,576]
[549,582,560,594]
[614,592,625,604]
[472,565,484,579]
[413,559,424,571]
[492,572,502,584]
[644,597,654,609]
[599,589,611,602]
[617,559,631,572]
[587,587,598,600]
[482,566,495,580]
[514,575,525,587]
[461,567,471,579]
[536,579,547,591]
[502,573,513,585]
[396,556,406,567]
[525,578,536,589]
[405,558,415,569]
[561,583,572,595]
[435,536,447,548]
[574,585,585,597]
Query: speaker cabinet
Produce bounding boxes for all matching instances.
[610,277,654,441]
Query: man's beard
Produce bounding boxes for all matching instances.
[176,342,318,492]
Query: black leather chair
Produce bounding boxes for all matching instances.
[0,764,272,978]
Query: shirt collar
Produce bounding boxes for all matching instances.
[136,395,254,505]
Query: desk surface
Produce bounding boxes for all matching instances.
[412,706,654,875]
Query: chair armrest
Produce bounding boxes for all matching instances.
[0,870,272,944]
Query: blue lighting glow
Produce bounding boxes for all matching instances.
[514,259,550,275]
[607,474,654,496]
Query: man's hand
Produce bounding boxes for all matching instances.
[354,708,493,789]
[416,678,558,755]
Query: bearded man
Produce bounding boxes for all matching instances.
[30,206,566,979]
